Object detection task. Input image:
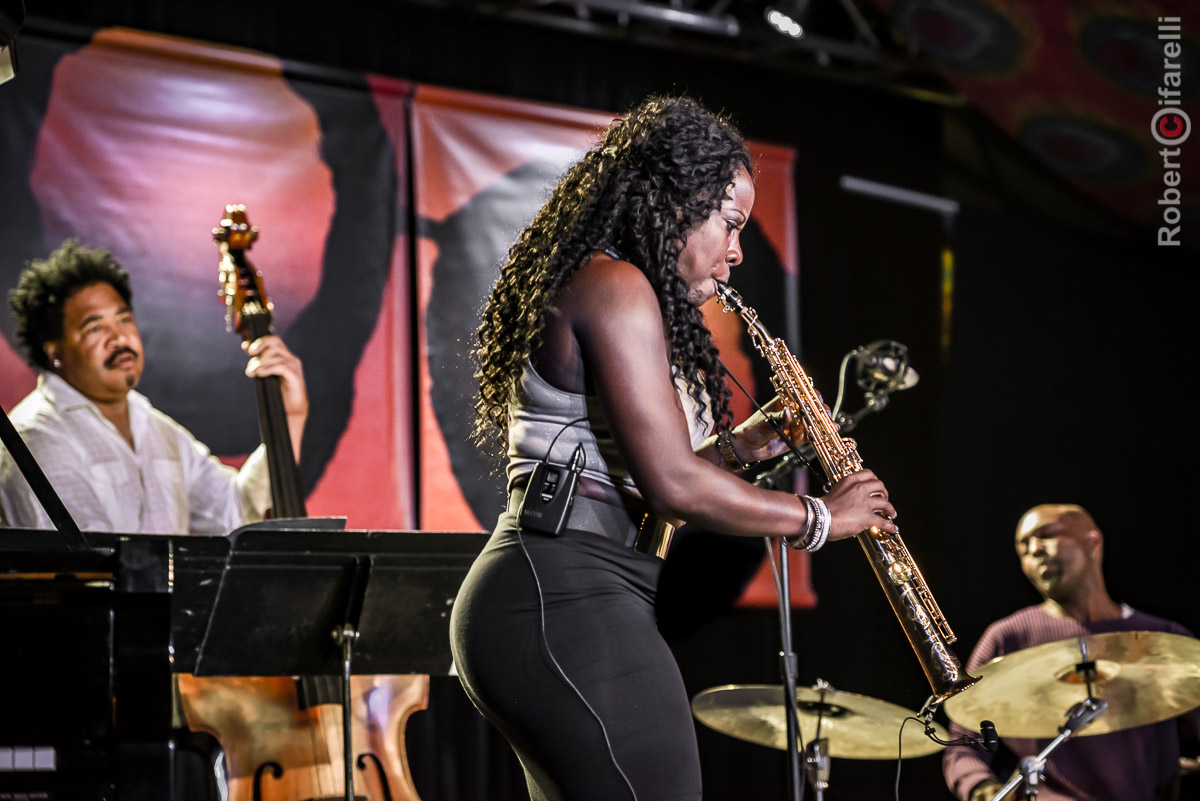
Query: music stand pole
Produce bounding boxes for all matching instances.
[337,623,358,801]
[334,555,370,801]
[774,538,804,801]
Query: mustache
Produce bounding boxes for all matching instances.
[104,347,139,369]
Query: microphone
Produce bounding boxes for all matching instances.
[853,339,919,393]
[980,720,999,753]
[921,716,1001,753]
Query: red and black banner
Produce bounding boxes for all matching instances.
[0,27,810,604]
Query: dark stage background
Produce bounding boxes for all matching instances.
[3,2,1198,800]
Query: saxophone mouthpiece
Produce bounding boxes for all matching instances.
[714,280,739,310]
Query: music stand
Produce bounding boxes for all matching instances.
[180,522,486,801]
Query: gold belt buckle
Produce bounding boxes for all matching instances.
[634,514,675,559]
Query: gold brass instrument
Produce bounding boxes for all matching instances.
[715,282,977,703]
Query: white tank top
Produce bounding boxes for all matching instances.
[506,361,712,495]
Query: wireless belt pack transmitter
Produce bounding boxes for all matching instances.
[519,444,585,536]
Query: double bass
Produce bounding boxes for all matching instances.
[176,206,428,801]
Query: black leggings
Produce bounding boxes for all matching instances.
[449,511,702,801]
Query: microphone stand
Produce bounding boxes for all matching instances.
[774,538,805,801]
[833,390,893,431]
[988,697,1108,801]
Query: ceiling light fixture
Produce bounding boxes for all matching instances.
[765,0,809,39]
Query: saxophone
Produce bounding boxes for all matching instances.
[715,282,977,703]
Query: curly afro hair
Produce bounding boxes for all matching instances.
[8,240,133,369]
[473,95,752,455]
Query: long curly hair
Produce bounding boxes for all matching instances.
[473,95,751,455]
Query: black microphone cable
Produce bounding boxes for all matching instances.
[513,415,639,801]
[917,695,998,753]
[894,712,995,801]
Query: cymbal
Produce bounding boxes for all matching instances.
[944,630,1200,739]
[691,683,947,759]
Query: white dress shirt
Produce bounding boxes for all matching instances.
[0,372,270,534]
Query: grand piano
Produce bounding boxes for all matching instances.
[0,514,484,799]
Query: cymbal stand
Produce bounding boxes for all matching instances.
[803,680,832,800]
[988,697,1108,801]
[804,738,830,800]
[991,636,1108,800]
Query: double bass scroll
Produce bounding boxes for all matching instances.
[213,206,305,519]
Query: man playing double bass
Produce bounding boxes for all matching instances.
[2,239,425,801]
[943,504,1200,801]
[0,238,307,532]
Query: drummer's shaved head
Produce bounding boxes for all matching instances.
[1015,503,1110,611]
[1015,504,1099,542]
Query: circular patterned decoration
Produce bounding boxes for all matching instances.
[894,0,1025,74]
[1019,115,1147,182]
[1080,17,1200,99]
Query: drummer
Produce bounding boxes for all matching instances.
[942,503,1200,801]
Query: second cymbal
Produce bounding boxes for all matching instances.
[944,630,1200,739]
[691,683,946,759]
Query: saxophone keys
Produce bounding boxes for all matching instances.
[886,561,913,586]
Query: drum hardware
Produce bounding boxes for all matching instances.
[988,697,1108,801]
[942,630,1200,800]
[944,630,1200,739]
[803,737,830,801]
[799,679,836,801]
[691,681,948,758]
[692,679,948,800]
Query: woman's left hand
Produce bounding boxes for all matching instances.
[731,396,810,465]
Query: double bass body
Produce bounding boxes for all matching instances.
[178,674,428,801]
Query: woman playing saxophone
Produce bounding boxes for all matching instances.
[449,95,898,801]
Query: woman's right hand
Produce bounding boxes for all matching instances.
[820,470,898,541]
